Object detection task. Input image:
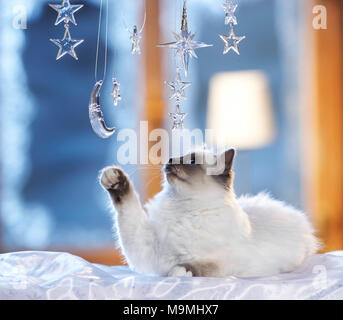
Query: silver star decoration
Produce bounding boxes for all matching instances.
[50,25,84,60]
[169,105,187,130]
[49,0,84,26]
[158,1,212,76]
[223,0,238,25]
[126,13,146,55]
[111,78,122,106]
[166,68,192,102]
[130,26,142,55]
[219,27,245,55]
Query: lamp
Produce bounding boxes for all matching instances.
[207,70,276,150]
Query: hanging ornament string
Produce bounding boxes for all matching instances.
[89,0,117,139]
[95,0,121,106]
[166,0,186,130]
[94,0,109,82]
[172,0,179,72]
[163,0,207,130]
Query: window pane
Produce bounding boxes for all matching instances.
[0,0,140,249]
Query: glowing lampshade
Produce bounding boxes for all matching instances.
[207,71,276,149]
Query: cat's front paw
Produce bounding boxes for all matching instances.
[100,166,130,203]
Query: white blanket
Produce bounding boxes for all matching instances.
[0,251,342,300]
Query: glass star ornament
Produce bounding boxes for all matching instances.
[49,0,84,26]
[219,27,245,55]
[130,26,143,55]
[126,13,146,55]
[223,0,238,25]
[166,68,192,102]
[111,78,122,106]
[50,25,84,60]
[158,1,212,77]
[169,106,187,130]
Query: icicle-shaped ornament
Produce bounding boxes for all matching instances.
[111,78,122,106]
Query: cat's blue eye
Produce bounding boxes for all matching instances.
[191,158,196,165]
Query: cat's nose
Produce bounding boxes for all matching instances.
[168,158,173,164]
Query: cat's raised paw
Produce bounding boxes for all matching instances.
[100,166,130,203]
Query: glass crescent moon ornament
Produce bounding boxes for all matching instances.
[89,80,115,139]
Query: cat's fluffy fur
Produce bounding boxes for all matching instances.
[100,149,320,277]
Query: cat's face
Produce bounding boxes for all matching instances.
[163,149,235,196]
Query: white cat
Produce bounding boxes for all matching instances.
[100,149,320,277]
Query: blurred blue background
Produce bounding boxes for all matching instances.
[0,0,305,251]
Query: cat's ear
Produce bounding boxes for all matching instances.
[222,148,235,174]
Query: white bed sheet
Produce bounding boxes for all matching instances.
[0,251,343,300]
